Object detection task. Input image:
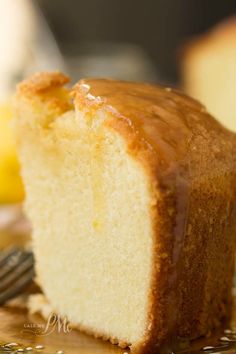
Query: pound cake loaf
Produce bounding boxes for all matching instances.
[13,72,236,353]
[182,17,236,132]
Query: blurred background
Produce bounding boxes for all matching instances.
[37,0,236,83]
[1,0,236,247]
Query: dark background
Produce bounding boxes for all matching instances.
[38,0,236,83]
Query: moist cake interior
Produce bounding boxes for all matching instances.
[19,106,154,346]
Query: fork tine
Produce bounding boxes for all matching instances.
[0,248,21,268]
[0,267,34,305]
[0,248,35,305]
[0,253,34,292]
[0,251,33,281]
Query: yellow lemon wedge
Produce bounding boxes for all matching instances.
[0,103,24,203]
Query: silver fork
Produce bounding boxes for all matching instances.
[0,247,34,305]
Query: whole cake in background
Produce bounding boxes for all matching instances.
[13,72,236,353]
[182,16,236,132]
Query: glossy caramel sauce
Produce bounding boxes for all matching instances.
[75,79,234,169]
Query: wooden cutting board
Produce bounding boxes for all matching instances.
[0,306,123,354]
[1,298,236,354]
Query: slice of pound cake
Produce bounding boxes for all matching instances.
[13,72,236,353]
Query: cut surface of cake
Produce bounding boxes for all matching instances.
[13,72,236,353]
[182,17,236,132]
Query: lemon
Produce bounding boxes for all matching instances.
[0,103,24,203]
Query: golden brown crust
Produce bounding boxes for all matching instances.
[15,72,236,354]
[15,72,72,122]
[17,72,70,95]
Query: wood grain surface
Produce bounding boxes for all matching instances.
[0,306,124,353]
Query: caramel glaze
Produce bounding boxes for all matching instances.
[75,79,234,165]
[16,74,236,354]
